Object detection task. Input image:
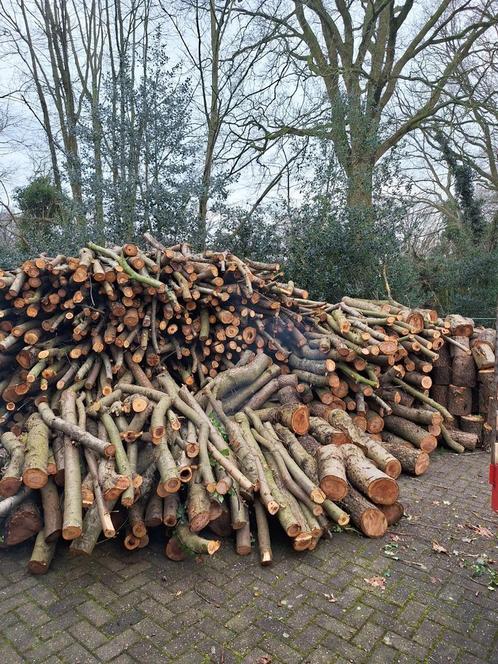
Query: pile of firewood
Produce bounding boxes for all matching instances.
[0,236,495,574]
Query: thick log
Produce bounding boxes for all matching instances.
[451,339,476,387]
[187,480,211,533]
[175,523,220,555]
[471,343,495,371]
[341,444,399,506]
[459,414,484,442]
[338,485,387,537]
[325,409,401,477]
[447,385,473,417]
[23,413,49,489]
[478,369,495,414]
[60,390,83,540]
[383,415,437,452]
[430,384,448,409]
[0,432,25,497]
[309,416,348,445]
[381,441,430,476]
[70,497,118,556]
[445,427,478,451]
[0,497,42,546]
[379,502,404,526]
[316,445,348,501]
[445,314,474,337]
[385,402,441,427]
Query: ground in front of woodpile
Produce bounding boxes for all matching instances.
[1,449,497,664]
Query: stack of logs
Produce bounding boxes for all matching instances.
[0,236,495,575]
[430,319,496,453]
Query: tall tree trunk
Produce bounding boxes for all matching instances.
[346,160,374,211]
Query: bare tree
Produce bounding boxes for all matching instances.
[163,0,275,246]
[232,0,497,211]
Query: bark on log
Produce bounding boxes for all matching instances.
[379,502,404,526]
[430,384,448,409]
[383,415,437,452]
[447,385,473,417]
[478,369,495,414]
[28,531,56,574]
[341,444,399,506]
[381,441,430,476]
[254,498,272,565]
[23,413,49,489]
[323,409,401,477]
[316,445,348,501]
[41,478,62,542]
[338,485,387,537]
[459,414,484,443]
[0,432,24,497]
[471,343,495,371]
[175,523,220,555]
[61,390,82,540]
[445,314,474,337]
[0,497,41,546]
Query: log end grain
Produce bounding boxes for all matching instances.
[368,478,399,506]
[360,509,388,537]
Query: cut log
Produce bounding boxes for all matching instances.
[445,314,474,337]
[23,413,49,489]
[338,485,387,537]
[451,339,476,387]
[309,416,348,445]
[459,414,484,443]
[383,415,437,452]
[341,444,399,506]
[478,369,495,414]
[0,497,42,546]
[471,343,495,371]
[379,502,404,526]
[447,385,473,417]
[175,523,220,555]
[40,478,62,542]
[385,402,442,427]
[28,531,56,574]
[445,427,478,451]
[254,498,272,565]
[381,441,430,476]
[430,384,448,409]
[316,445,348,501]
[0,432,25,497]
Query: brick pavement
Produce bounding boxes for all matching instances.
[1,449,497,664]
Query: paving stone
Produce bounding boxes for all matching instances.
[24,632,75,663]
[76,599,115,627]
[0,642,24,664]
[0,450,495,664]
[69,619,109,648]
[60,641,100,664]
[95,628,140,662]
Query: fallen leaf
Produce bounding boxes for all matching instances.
[364,576,386,590]
[468,525,494,539]
[430,576,442,584]
[323,593,336,603]
[432,541,449,555]
[256,657,272,664]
